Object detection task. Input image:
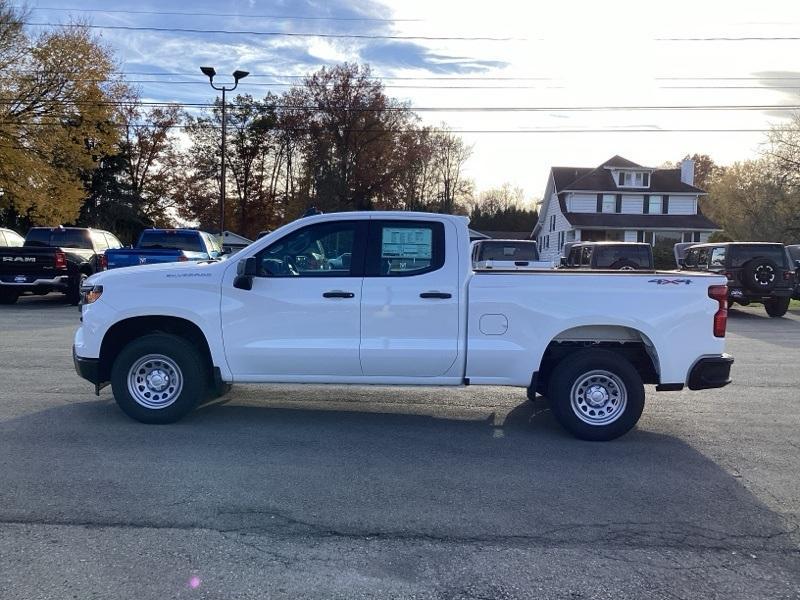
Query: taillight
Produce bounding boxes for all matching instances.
[54,251,66,269]
[99,254,108,270]
[784,271,794,281]
[708,285,728,338]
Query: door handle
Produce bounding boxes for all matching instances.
[323,291,355,298]
[420,292,452,299]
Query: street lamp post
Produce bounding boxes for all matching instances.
[200,67,249,236]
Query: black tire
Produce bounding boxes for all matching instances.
[741,258,778,293]
[110,333,208,424]
[0,289,19,304]
[66,272,88,305]
[547,349,645,441]
[765,297,790,318]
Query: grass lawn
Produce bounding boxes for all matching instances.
[791,299,800,309]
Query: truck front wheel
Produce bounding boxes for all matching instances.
[110,333,207,424]
[547,349,645,441]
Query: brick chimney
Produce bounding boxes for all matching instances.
[680,159,695,185]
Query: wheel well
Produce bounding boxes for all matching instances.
[535,327,660,394]
[98,316,213,383]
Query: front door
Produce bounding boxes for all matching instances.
[221,220,367,379]
[359,219,460,377]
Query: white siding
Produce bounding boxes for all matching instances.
[568,193,596,213]
[538,192,575,263]
[668,196,696,215]
[622,195,643,214]
[624,230,638,242]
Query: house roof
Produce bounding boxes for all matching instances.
[563,212,720,230]
[553,156,706,195]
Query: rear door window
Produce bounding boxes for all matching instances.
[104,233,123,249]
[90,231,109,252]
[593,246,652,268]
[366,221,444,277]
[580,246,593,267]
[49,229,91,249]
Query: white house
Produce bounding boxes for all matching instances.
[532,155,720,262]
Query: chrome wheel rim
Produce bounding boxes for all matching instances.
[127,354,183,409]
[619,265,635,271]
[570,370,627,426]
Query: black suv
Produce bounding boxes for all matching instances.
[560,242,654,270]
[0,227,122,305]
[680,242,794,317]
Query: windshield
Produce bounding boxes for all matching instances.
[138,231,203,252]
[477,241,539,261]
[787,245,800,262]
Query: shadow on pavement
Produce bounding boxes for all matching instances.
[1,396,796,555]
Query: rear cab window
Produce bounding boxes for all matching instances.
[25,228,91,249]
[476,241,539,262]
[139,231,203,253]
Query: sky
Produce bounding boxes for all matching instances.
[22,0,800,204]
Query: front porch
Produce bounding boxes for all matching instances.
[576,229,713,245]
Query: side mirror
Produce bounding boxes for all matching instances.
[234,256,257,290]
[795,259,800,269]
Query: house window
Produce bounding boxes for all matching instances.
[550,215,556,231]
[618,172,625,186]
[617,171,651,188]
[662,195,669,214]
[642,172,650,187]
[602,195,616,213]
[643,195,650,214]
[649,195,662,214]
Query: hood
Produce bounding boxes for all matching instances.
[86,259,223,287]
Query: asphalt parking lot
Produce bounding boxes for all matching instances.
[0,295,798,599]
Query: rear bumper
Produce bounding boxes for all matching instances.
[73,347,102,385]
[729,287,792,301]
[0,275,69,293]
[688,354,734,390]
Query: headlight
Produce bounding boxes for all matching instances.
[81,284,103,305]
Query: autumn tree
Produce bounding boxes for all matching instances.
[468,184,538,232]
[0,2,121,226]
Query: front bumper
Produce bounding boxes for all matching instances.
[73,347,101,385]
[688,354,734,390]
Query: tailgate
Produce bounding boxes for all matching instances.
[0,247,60,281]
[105,248,183,268]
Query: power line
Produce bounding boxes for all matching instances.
[1,99,798,112]
[0,122,781,133]
[23,5,423,23]
[658,36,800,41]
[23,21,524,42]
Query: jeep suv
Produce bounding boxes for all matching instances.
[681,242,794,317]
[560,242,654,271]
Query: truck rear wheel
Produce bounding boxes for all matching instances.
[110,333,207,424]
[547,349,645,441]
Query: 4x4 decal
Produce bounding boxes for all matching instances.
[648,278,693,285]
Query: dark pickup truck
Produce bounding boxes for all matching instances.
[104,229,223,269]
[0,227,122,305]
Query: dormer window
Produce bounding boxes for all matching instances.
[617,171,650,188]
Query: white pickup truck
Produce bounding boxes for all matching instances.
[73,212,733,441]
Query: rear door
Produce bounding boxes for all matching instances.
[359,219,460,377]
